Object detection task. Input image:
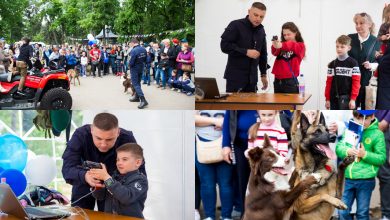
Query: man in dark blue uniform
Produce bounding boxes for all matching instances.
[128,39,148,109]
[62,112,146,211]
[220,2,268,93]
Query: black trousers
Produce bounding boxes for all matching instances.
[226,80,256,93]
[378,128,390,218]
[356,86,366,110]
[273,78,299,93]
[232,138,250,217]
[195,166,201,209]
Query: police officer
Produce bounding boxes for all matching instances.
[128,39,148,109]
[16,37,33,97]
[220,2,268,93]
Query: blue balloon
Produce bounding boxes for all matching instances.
[0,169,27,196]
[0,167,3,173]
[0,134,28,171]
[88,40,94,46]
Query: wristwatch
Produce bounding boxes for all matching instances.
[104,177,115,187]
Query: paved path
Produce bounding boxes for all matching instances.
[69,74,194,109]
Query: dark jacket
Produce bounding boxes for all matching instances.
[61,124,146,206]
[17,44,33,67]
[221,16,268,85]
[92,170,148,218]
[377,43,390,109]
[348,33,380,87]
[129,45,147,71]
[161,46,175,68]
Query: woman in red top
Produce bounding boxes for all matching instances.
[271,22,306,93]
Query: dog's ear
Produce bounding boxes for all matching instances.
[248,147,263,162]
[318,112,326,127]
[263,133,271,149]
[300,113,310,135]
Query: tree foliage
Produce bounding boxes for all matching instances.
[1,0,195,45]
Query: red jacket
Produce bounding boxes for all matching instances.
[271,41,305,79]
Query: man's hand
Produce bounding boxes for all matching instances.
[89,164,111,182]
[349,100,356,110]
[222,147,232,164]
[85,171,105,188]
[260,75,268,90]
[325,101,330,110]
[246,49,260,59]
[362,61,372,70]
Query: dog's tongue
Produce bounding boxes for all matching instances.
[272,167,288,176]
[317,144,337,160]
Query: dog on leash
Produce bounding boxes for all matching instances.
[243,134,320,220]
[288,111,354,220]
[67,69,80,86]
[120,74,135,95]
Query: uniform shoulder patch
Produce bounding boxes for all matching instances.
[134,182,142,191]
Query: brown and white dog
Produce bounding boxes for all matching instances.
[288,111,354,220]
[67,69,80,86]
[243,134,320,220]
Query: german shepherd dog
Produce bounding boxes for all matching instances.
[288,111,354,220]
[67,69,80,86]
[243,134,320,220]
[121,73,135,95]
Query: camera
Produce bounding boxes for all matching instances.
[80,161,102,170]
[272,35,278,41]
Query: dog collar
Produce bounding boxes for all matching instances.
[325,164,332,173]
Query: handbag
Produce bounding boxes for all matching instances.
[196,135,223,164]
[365,73,377,110]
[181,64,192,72]
[333,60,350,110]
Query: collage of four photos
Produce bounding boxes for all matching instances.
[0,0,390,220]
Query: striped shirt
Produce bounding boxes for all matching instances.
[246,122,289,158]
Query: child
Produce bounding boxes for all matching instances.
[80,51,88,77]
[168,69,182,91]
[156,52,169,89]
[336,110,386,220]
[181,72,195,96]
[325,35,361,110]
[271,22,306,94]
[245,110,289,159]
[142,47,154,85]
[90,143,148,219]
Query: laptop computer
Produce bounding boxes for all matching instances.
[0,184,71,219]
[194,77,228,99]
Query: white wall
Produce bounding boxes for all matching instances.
[195,0,386,109]
[82,110,194,220]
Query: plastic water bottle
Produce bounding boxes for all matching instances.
[0,178,5,184]
[298,74,305,97]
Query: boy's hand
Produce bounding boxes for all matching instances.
[357,143,367,158]
[85,172,104,188]
[325,101,330,109]
[347,148,358,156]
[90,163,111,182]
[349,100,356,109]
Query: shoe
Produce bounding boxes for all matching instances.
[177,90,182,93]
[157,85,161,88]
[203,218,213,220]
[195,210,200,220]
[99,76,103,78]
[129,94,140,102]
[186,92,193,96]
[161,87,165,90]
[83,75,86,78]
[7,72,12,82]
[138,96,148,109]
[231,210,241,218]
[171,88,175,91]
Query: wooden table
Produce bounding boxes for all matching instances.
[0,208,143,220]
[196,93,311,110]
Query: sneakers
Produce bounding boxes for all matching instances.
[171,88,176,91]
[187,92,193,96]
[161,87,166,90]
[195,210,200,220]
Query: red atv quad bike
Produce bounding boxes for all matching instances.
[0,66,72,109]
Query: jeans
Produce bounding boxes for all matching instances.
[142,65,151,85]
[80,65,86,76]
[110,57,116,74]
[339,178,376,220]
[156,68,167,87]
[195,152,233,219]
